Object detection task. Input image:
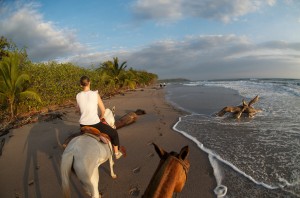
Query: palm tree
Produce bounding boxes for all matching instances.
[0,52,41,119]
[99,57,127,88]
[122,70,137,89]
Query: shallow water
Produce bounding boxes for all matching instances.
[166,79,300,197]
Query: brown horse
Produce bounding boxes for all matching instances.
[142,143,190,198]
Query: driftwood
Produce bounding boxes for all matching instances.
[115,109,146,129]
[216,95,261,119]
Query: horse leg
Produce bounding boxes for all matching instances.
[107,143,117,178]
[90,167,101,198]
[74,163,100,198]
[109,155,117,178]
[79,167,101,198]
[61,150,74,198]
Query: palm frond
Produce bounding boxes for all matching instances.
[0,59,13,90]
[19,90,41,103]
[15,73,30,91]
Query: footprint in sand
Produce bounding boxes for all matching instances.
[147,153,154,158]
[28,180,34,185]
[35,163,40,170]
[129,187,140,196]
[132,167,141,174]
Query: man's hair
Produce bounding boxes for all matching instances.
[80,76,90,86]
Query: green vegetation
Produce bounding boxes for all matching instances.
[98,57,128,89]
[0,52,41,119]
[0,36,16,60]
[0,36,158,121]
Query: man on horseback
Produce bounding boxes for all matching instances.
[76,75,124,159]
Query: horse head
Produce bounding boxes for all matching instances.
[143,143,190,198]
[103,106,116,129]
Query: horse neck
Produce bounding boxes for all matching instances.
[143,157,183,198]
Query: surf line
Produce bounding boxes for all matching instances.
[172,115,279,190]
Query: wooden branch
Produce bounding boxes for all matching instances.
[115,109,146,129]
[248,95,259,107]
[216,95,261,119]
[115,112,138,129]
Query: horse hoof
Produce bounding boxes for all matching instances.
[214,185,227,197]
[112,174,117,179]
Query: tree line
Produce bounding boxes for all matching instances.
[0,36,158,121]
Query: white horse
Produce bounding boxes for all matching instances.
[61,108,117,198]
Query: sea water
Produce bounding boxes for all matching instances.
[165,79,300,197]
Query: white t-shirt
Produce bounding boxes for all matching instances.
[76,90,100,125]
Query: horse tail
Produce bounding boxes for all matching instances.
[61,150,74,198]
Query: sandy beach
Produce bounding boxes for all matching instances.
[0,87,216,198]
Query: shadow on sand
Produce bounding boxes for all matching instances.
[19,109,87,198]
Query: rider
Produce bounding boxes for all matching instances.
[76,75,123,159]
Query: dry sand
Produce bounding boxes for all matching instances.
[0,87,216,198]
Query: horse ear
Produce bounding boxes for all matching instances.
[179,146,189,160]
[152,143,166,159]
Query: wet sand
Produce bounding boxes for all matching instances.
[0,87,216,198]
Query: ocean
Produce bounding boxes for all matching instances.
[165,79,300,198]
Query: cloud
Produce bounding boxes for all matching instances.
[132,0,182,22]
[121,36,300,80]
[0,3,85,62]
[67,35,300,80]
[132,0,277,23]
[0,1,299,80]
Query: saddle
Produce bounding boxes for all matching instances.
[81,126,111,144]
[62,126,111,149]
[81,126,127,157]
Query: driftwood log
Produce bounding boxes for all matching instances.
[216,95,261,119]
[115,109,146,129]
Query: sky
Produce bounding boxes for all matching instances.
[0,0,300,80]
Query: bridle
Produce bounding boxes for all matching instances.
[169,155,190,180]
[168,155,190,198]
